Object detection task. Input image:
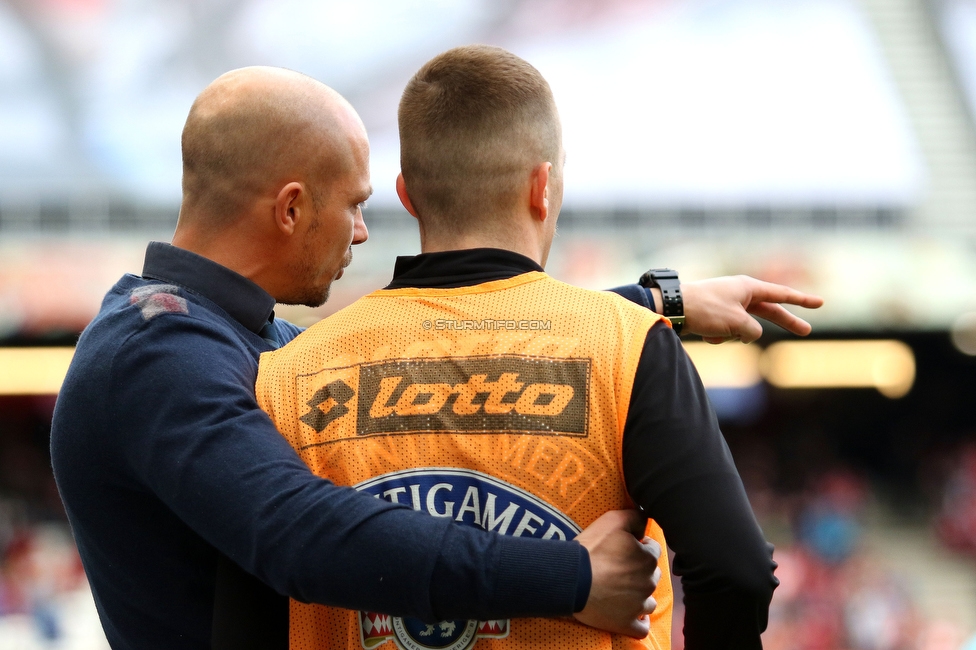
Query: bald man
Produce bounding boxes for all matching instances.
[52,66,819,649]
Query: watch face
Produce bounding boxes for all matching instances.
[641,268,676,287]
[640,269,679,287]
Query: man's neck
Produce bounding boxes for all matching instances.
[419,231,546,267]
[171,223,280,297]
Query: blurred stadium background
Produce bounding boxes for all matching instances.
[2,0,976,647]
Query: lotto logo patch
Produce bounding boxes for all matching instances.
[299,356,589,439]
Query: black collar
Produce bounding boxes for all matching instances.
[141,241,275,333]
[386,248,544,289]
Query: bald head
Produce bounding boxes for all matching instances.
[179,66,365,229]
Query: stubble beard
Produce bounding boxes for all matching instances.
[282,248,353,308]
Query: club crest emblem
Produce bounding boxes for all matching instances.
[360,613,508,650]
[355,468,581,650]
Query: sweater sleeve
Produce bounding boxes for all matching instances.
[110,315,582,623]
[622,322,778,649]
[606,284,656,311]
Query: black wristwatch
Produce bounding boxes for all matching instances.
[638,268,684,335]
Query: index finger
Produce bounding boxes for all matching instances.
[750,282,824,309]
[641,536,662,561]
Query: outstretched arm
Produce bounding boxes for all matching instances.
[609,275,823,344]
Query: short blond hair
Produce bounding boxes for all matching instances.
[398,45,561,231]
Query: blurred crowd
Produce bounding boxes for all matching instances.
[756,471,924,650]
[0,503,98,649]
[677,461,976,650]
[0,396,105,649]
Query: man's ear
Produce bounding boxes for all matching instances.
[274,182,305,235]
[529,162,551,222]
[396,173,419,219]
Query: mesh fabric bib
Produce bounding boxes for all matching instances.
[256,272,673,650]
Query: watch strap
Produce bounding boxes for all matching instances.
[638,268,684,335]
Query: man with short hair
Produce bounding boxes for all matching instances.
[257,47,793,649]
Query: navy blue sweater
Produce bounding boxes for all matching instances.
[50,243,586,649]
